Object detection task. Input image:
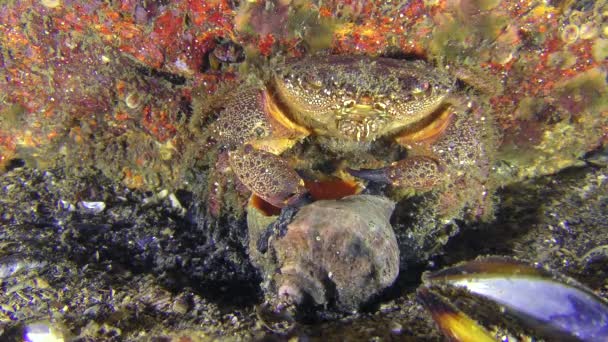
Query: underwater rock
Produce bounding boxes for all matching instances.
[249,194,399,313]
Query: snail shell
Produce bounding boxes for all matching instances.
[250,194,399,312]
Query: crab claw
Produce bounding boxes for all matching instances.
[419,256,608,342]
[229,145,307,208]
[348,156,443,190]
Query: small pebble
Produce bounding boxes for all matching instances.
[24,321,65,342]
[78,201,106,214]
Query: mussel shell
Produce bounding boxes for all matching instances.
[420,256,608,341]
[417,287,498,342]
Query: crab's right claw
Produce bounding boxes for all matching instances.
[348,156,444,191]
[419,256,608,342]
[230,145,306,208]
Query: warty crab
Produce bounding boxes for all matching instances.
[197,54,498,321]
[207,55,497,221]
[198,54,498,318]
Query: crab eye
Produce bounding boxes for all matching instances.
[412,81,430,94]
[282,73,294,82]
[373,102,387,111]
[343,100,356,108]
[330,77,342,87]
[400,76,430,94]
[304,75,323,89]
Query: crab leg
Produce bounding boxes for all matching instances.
[229,144,306,208]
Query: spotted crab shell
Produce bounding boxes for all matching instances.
[268,194,399,312]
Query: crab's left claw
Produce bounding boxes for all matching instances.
[419,256,608,342]
[230,144,307,208]
[348,156,444,191]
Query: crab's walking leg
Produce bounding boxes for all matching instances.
[230,144,306,208]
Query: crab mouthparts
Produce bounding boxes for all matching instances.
[337,115,385,141]
[345,103,380,115]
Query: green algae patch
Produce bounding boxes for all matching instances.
[497,67,608,181]
[592,39,608,62]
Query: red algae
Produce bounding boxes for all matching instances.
[0,0,605,186]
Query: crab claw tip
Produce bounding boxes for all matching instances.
[347,167,391,184]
